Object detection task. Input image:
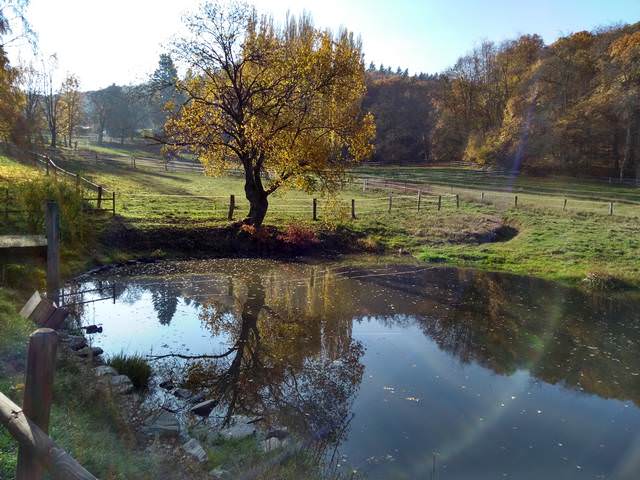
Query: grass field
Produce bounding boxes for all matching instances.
[3,148,640,287]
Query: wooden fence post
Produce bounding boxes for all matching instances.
[312,198,317,221]
[228,194,235,220]
[388,192,393,213]
[514,195,518,208]
[563,198,567,211]
[45,201,60,305]
[97,186,103,209]
[609,202,613,216]
[417,190,421,212]
[362,178,367,192]
[16,328,58,480]
[481,192,484,201]
[437,195,441,211]
[112,192,116,217]
[456,194,459,208]
[74,174,80,192]
[45,159,49,176]
[4,187,8,221]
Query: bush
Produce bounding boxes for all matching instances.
[3,263,45,292]
[277,224,319,249]
[15,177,89,245]
[107,353,152,390]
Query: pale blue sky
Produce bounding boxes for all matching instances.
[7,0,640,90]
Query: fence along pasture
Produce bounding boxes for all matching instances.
[15,145,636,220]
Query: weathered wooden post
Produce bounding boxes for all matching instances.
[388,192,393,213]
[417,190,422,212]
[362,178,367,192]
[4,187,8,221]
[74,173,80,192]
[97,186,103,209]
[228,194,235,220]
[351,199,356,219]
[609,202,613,216]
[563,198,567,211]
[45,159,50,176]
[45,201,60,305]
[112,192,116,217]
[16,328,58,480]
[514,195,518,208]
[437,195,441,211]
[312,198,317,221]
[481,191,485,201]
[456,194,459,209]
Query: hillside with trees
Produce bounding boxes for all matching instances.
[2,14,639,180]
[432,23,640,179]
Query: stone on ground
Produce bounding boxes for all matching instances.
[142,410,181,437]
[218,415,257,440]
[182,438,208,463]
[94,365,118,377]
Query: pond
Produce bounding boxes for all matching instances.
[65,258,640,479]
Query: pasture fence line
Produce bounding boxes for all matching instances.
[8,144,634,220]
[355,175,637,217]
[118,189,459,223]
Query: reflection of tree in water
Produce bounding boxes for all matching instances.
[148,283,180,325]
[385,269,640,406]
[184,270,364,450]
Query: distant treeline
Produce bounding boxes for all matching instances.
[365,22,640,179]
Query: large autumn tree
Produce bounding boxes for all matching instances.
[162,2,375,226]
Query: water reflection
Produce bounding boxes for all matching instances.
[68,259,640,479]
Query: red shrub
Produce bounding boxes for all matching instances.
[277,224,319,248]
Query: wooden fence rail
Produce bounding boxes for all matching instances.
[0,328,98,479]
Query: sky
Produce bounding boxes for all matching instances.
[6,0,640,91]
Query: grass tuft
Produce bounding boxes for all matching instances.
[107,353,152,390]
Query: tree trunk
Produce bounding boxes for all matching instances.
[50,127,57,148]
[243,164,269,227]
[620,112,636,181]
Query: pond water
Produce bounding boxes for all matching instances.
[66,258,640,479]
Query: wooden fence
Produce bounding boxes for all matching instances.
[1,147,116,218]
[0,328,97,479]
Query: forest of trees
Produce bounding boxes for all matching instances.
[367,22,640,179]
[0,0,638,180]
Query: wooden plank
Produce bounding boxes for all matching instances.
[19,292,42,319]
[0,392,97,480]
[28,299,57,326]
[44,308,69,330]
[0,236,47,248]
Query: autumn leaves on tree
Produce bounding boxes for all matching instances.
[431,26,640,179]
[161,2,375,227]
